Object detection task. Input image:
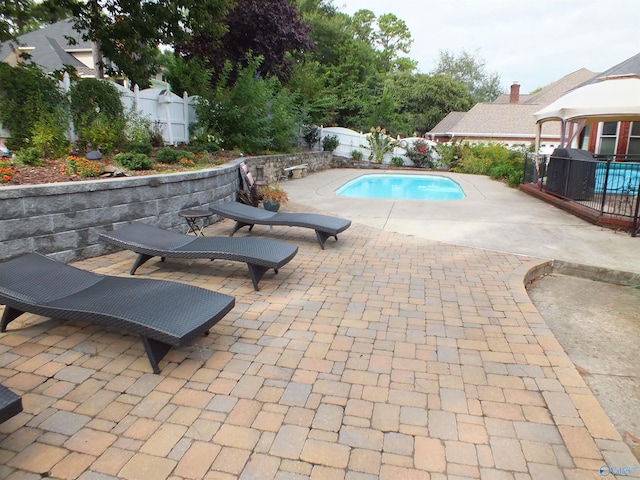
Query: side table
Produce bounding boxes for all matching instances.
[178,209,213,236]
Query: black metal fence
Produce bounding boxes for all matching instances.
[524,152,640,236]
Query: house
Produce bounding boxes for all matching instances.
[0,19,170,89]
[0,19,97,77]
[428,69,597,151]
[569,52,640,159]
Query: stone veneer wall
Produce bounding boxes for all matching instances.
[0,151,335,263]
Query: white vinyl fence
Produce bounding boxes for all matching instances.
[312,126,438,166]
[1,73,197,145]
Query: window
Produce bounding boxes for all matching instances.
[598,122,618,155]
[627,122,640,157]
[579,125,591,150]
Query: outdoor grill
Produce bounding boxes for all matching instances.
[546,148,598,200]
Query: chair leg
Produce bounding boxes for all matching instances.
[141,337,173,374]
[315,230,331,249]
[130,254,154,275]
[1,306,24,332]
[230,221,253,236]
[246,264,270,291]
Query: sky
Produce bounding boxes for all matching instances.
[338,0,640,94]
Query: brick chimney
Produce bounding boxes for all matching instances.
[509,82,520,104]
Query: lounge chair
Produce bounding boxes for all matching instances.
[210,202,352,249]
[0,253,235,374]
[0,385,22,424]
[100,223,298,291]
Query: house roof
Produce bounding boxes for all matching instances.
[429,68,598,139]
[0,19,95,76]
[578,51,640,87]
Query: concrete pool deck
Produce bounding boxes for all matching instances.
[0,168,638,479]
[283,168,640,277]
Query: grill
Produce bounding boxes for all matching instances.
[546,148,598,200]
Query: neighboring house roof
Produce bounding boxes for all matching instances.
[0,19,95,76]
[578,51,640,87]
[429,68,598,140]
[430,112,466,133]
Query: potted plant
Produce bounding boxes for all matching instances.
[260,183,289,212]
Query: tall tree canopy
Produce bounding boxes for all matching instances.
[434,49,503,103]
[58,0,230,87]
[350,9,415,73]
[179,0,315,85]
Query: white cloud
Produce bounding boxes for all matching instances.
[338,0,640,93]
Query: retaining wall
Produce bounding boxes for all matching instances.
[0,152,334,263]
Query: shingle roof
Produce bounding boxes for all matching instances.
[525,68,597,105]
[429,68,598,139]
[578,51,640,86]
[0,19,94,75]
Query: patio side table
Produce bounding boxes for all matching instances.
[178,209,213,236]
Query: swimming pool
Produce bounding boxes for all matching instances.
[336,174,465,200]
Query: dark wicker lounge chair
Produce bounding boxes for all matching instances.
[210,202,352,249]
[0,385,22,423]
[0,253,235,373]
[100,223,298,291]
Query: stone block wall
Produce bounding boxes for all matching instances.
[0,152,333,263]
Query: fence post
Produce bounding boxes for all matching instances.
[61,72,76,143]
[183,92,190,144]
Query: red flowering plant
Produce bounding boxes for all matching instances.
[0,159,17,183]
[405,139,435,168]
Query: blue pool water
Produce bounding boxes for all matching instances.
[595,163,640,195]
[336,174,465,200]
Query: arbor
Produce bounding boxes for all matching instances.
[434,49,502,103]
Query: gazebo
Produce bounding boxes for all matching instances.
[525,75,640,236]
[533,75,640,151]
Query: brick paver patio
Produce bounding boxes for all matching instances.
[0,207,637,479]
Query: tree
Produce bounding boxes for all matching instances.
[159,51,213,97]
[350,9,415,73]
[434,49,502,103]
[375,13,414,72]
[180,0,315,85]
[386,72,474,134]
[58,0,230,87]
[0,0,72,41]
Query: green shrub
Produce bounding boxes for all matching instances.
[437,140,524,187]
[128,141,153,155]
[391,156,404,166]
[351,149,363,161]
[14,147,43,166]
[322,135,339,153]
[114,152,154,170]
[70,79,125,152]
[184,142,220,154]
[77,112,124,154]
[0,63,66,150]
[193,56,302,154]
[124,108,152,143]
[156,147,181,164]
[30,110,69,159]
